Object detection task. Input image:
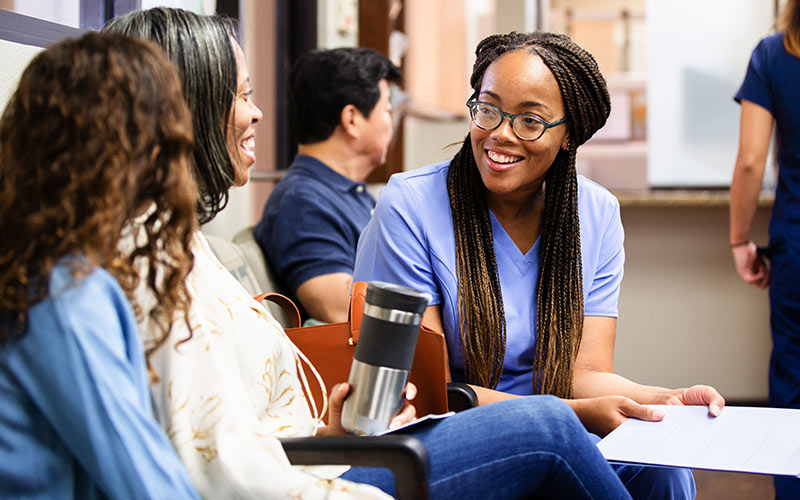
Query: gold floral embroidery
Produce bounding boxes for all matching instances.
[167,391,224,464]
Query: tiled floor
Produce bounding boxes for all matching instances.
[694,470,774,499]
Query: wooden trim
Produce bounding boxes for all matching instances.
[360,0,405,182]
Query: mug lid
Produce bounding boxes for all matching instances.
[365,281,431,314]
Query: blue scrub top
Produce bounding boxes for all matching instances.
[735,32,800,254]
[353,161,624,394]
[0,264,199,499]
[255,154,376,297]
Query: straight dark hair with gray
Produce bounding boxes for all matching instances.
[103,7,239,224]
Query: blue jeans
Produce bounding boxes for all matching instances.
[341,395,632,500]
[608,454,695,500]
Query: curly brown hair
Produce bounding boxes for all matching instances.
[0,32,197,357]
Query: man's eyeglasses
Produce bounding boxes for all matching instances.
[466,100,567,141]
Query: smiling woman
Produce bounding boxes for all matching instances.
[226,38,263,186]
[354,30,728,500]
[104,7,244,225]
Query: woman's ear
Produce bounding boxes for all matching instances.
[561,133,570,150]
[340,104,362,139]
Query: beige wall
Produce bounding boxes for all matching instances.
[0,39,42,114]
[615,205,772,401]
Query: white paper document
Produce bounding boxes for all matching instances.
[597,405,800,476]
[374,412,455,436]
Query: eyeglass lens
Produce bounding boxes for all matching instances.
[470,103,545,141]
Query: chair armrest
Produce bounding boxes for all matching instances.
[280,434,430,500]
[447,382,478,412]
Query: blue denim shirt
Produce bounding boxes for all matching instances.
[0,264,199,499]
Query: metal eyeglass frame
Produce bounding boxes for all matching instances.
[465,99,568,141]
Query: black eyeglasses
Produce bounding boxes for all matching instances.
[466,100,567,141]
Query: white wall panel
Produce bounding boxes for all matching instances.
[647,0,773,187]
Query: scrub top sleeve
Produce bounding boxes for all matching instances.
[7,272,199,500]
[735,38,774,115]
[354,175,442,304]
[584,198,625,317]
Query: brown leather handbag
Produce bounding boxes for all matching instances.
[255,282,449,423]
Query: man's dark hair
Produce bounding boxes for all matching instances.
[290,47,401,144]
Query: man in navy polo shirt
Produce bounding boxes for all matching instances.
[255,48,400,323]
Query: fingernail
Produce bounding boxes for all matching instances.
[710,404,720,416]
[653,410,665,419]
[389,420,400,430]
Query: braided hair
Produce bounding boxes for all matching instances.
[448,31,610,397]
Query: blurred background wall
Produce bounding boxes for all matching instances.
[0,0,784,402]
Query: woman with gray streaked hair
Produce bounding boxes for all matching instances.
[104,7,245,224]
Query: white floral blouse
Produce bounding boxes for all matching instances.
[133,231,390,500]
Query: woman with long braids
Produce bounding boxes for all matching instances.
[0,33,200,498]
[355,31,726,499]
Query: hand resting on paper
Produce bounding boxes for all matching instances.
[650,384,726,416]
[317,382,418,436]
[568,396,666,438]
[568,385,725,437]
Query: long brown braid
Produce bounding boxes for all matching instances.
[447,32,610,397]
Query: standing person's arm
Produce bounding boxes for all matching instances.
[730,99,774,288]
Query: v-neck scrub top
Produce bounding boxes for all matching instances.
[353,160,625,394]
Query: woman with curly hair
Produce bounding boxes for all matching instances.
[354,31,728,499]
[0,33,200,498]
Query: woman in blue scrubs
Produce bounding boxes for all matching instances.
[355,31,726,500]
[730,1,800,498]
[0,33,200,499]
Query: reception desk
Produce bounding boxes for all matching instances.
[613,190,773,403]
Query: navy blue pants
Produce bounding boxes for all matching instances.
[768,248,800,499]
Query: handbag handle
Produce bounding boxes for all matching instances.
[254,282,369,344]
[254,292,302,328]
[349,281,368,344]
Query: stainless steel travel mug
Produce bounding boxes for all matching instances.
[341,281,430,435]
